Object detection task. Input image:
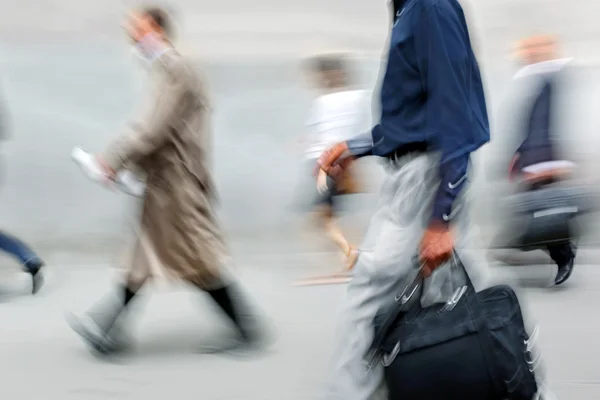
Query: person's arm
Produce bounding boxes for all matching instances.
[346,131,374,157]
[508,152,521,181]
[413,3,474,227]
[316,130,373,180]
[101,58,189,173]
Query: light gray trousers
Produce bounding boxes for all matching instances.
[322,152,550,400]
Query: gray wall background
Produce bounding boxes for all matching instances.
[0,0,599,263]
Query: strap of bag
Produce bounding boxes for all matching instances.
[364,251,506,398]
[363,257,423,373]
[364,253,474,370]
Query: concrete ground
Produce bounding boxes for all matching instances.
[0,249,598,400]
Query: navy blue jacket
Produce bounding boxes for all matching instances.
[349,0,490,225]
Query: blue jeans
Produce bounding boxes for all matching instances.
[0,231,41,271]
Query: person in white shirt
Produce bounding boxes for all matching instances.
[297,54,371,275]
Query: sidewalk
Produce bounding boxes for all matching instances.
[0,258,598,399]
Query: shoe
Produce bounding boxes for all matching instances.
[554,256,575,285]
[66,313,117,355]
[24,259,45,295]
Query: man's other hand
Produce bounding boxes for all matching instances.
[508,154,520,182]
[524,167,573,184]
[419,223,454,278]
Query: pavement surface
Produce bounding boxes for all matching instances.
[0,250,599,400]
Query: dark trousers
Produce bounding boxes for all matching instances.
[547,242,573,267]
[528,179,575,267]
[0,230,41,271]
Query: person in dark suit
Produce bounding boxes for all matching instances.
[508,35,576,285]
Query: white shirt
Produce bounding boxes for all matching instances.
[512,57,573,80]
[304,89,371,160]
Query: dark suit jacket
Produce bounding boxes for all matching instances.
[515,77,556,170]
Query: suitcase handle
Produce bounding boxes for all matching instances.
[364,255,442,372]
[364,251,474,373]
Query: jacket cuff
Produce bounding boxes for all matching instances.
[430,189,455,228]
[346,132,374,158]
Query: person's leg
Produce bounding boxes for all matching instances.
[0,230,45,293]
[547,242,575,285]
[0,230,41,265]
[323,156,440,400]
[194,269,269,351]
[67,278,146,355]
[323,211,350,255]
[206,286,250,334]
[319,189,358,272]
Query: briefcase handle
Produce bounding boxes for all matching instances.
[364,251,468,372]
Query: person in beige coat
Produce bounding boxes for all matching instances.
[67,7,263,356]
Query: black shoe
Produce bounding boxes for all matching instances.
[66,313,117,355]
[24,259,45,295]
[554,257,575,285]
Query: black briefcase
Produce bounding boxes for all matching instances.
[365,254,539,400]
[503,185,597,250]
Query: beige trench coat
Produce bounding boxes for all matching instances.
[103,49,227,290]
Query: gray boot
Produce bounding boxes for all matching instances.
[67,292,133,355]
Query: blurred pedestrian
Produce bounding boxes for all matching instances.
[508,35,576,285]
[0,90,45,294]
[67,6,266,355]
[317,0,497,397]
[0,231,45,294]
[296,54,370,276]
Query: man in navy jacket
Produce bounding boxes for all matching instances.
[318,0,493,398]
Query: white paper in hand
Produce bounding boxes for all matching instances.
[71,146,145,197]
[116,170,146,197]
[71,147,106,181]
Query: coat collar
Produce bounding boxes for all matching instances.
[513,58,573,80]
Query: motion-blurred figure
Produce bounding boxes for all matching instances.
[67,6,265,355]
[317,0,495,398]
[298,55,370,275]
[0,91,45,294]
[0,232,45,294]
[508,36,576,285]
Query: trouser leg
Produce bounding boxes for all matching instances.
[0,230,42,267]
[67,276,147,355]
[547,243,574,267]
[205,284,252,340]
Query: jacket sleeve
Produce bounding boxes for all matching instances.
[347,131,374,158]
[102,59,189,172]
[413,3,473,226]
